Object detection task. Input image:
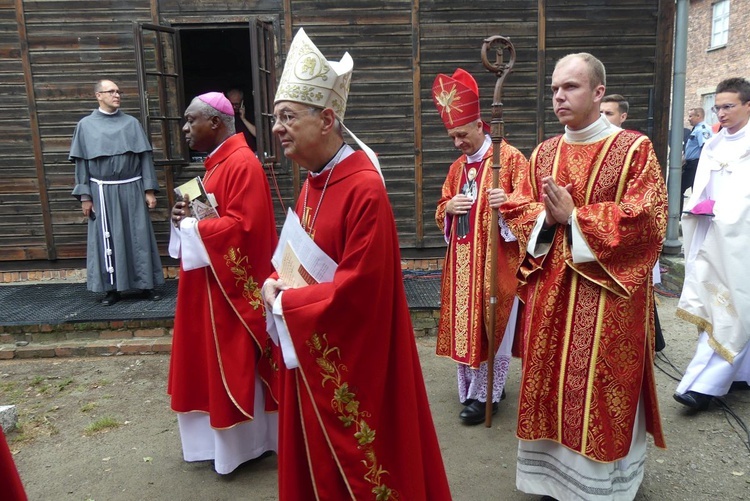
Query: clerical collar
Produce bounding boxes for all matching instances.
[565,114,618,143]
[309,143,354,177]
[97,108,120,116]
[466,134,492,164]
[720,120,750,142]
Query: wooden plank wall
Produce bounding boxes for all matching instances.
[420,0,541,248]
[157,0,292,233]
[1,0,670,265]
[543,0,662,141]
[280,1,419,245]
[0,0,47,260]
[12,0,158,262]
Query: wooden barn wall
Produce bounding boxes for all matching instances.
[10,0,158,263]
[0,0,50,260]
[157,0,291,234]
[279,1,419,245]
[1,0,671,265]
[542,1,663,143]
[420,0,541,249]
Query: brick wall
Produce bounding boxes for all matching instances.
[1,260,442,283]
[1,266,180,284]
[401,258,444,271]
[685,0,750,121]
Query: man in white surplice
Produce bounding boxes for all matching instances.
[674,77,750,411]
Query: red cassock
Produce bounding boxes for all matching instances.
[275,151,452,500]
[435,142,530,368]
[168,133,280,428]
[0,431,27,501]
[501,130,668,462]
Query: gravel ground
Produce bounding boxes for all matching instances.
[1,294,749,500]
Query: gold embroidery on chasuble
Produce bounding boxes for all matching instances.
[263,342,279,372]
[224,247,263,313]
[301,205,317,241]
[560,275,601,450]
[307,333,398,500]
[453,243,471,358]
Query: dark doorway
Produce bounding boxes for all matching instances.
[179,26,257,157]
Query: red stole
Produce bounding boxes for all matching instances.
[277,151,451,500]
[169,133,280,428]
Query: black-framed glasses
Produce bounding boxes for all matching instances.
[712,103,739,114]
[98,90,122,96]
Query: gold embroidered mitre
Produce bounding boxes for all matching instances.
[274,27,353,122]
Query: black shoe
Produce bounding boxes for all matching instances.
[729,381,750,392]
[540,497,559,501]
[673,390,712,411]
[459,400,499,425]
[101,291,120,306]
[140,289,162,301]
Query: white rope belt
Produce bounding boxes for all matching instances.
[91,176,142,284]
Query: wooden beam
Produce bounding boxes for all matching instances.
[412,0,423,247]
[15,0,56,260]
[536,0,546,144]
[150,0,159,23]
[282,0,300,200]
[654,0,676,178]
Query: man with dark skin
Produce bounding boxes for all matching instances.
[168,92,278,475]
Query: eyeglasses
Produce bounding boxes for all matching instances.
[712,103,740,114]
[271,107,318,127]
[98,90,122,96]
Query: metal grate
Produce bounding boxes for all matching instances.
[0,281,177,326]
[403,276,441,310]
[0,273,441,327]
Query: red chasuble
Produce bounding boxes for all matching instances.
[168,133,279,429]
[276,151,451,500]
[435,142,531,368]
[0,431,26,501]
[501,130,668,462]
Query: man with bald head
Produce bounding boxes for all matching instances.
[168,92,279,475]
[70,79,164,306]
[500,53,667,500]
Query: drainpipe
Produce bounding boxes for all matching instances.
[663,0,689,255]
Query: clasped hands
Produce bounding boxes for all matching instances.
[541,176,575,226]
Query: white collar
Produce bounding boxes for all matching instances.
[466,135,492,164]
[564,115,619,143]
[310,144,355,177]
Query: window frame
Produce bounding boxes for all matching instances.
[710,0,730,49]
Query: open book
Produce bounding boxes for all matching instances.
[174,177,219,220]
[272,209,337,287]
